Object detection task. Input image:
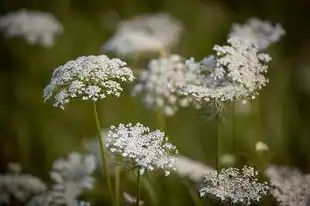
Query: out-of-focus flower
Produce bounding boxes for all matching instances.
[175,155,213,182]
[229,18,285,50]
[255,141,269,152]
[179,37,271,105]
[265,165,310,206]
[0,9,63,47]
[43,55,134,109]
[123,192,144,205]
[105,123,178,176]
[199,166,269,205]
[132,54,200,116]
[219,153,236,166]
[102,13,182,55]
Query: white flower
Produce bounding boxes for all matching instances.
[219,153,236,166]
[132,54,200,116]
[229,18,285,50]
[102,13,182,55]
[123,192,144,205]
[0,9,63,47]
[265,165,310,206]
[180,37,271,104]
[175,155,213,182]
[105,123,178,175]
[43,55,134,109]
[255,141,269,151]
[199,166,269,205]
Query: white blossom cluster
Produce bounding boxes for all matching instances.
[180,37,271,104]
[43,55,134,109]
[0,163,47,204]
[102,13,182,55]
[265,165,310,206]
[199,166,269,205]
[175,155,213,182]
[28,152,96,206]
[105,123,178,175]
[132,54,201,116]
[229,18,285,50]
[0,9,63,47]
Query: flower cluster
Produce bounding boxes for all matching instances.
[105,123,178,175]
[180,37,271,104]
[43,55,134,109]
[265,165,310,206]
[28,152,96,206]
[229,18,285,50]
[0,9,63,47]
[102,13,182,55]
[132,54,200,116]
[199,166,269,205]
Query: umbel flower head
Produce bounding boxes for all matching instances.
[265,165,310,206]
[179,37,271,105]
[199,166,269,205]
[105,123,178,175]
[43,55,134,109]
[0,9,63,47]
[229,18,285,50]
[132,54,200,116]
[102,13,182,56]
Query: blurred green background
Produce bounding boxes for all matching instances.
[1,0,310,205]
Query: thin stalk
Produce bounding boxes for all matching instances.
[182,179,203,206]
[92,102,114,205]
[136,168,141,206]
[115,163,120,206]
[215,114,220,171]
[232,102,236,153]
[256,96,262,142]
[156,108,165,131]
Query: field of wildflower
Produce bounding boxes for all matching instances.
[1,0,310,205]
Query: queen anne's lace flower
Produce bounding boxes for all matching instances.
[132,55,200,116]
[102,13,182,55]
[43,55,134,109]
[265,165,310,206]
[199,166,269,205]
[0,9,63,47]
[179,37,271,105]
[105,123,178,175]
[229,18,285,50]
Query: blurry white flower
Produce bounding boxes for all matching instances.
[0,9,63,47]
[180,37,271,104]
[123,192,144,205]
[102,13,182,55]
[43,55,134,109]
[265,165,310,206]
[175,155,213,182]
[255,141,269,152]
[0,163,47,204]
[229,18,285,50]
[105,123,178,176]
[219,153,236,166]
[199,166,269,205]
[132,54,200,116]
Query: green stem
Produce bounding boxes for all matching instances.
[92,102,114,205]
[182,179,203,206]
[257,96,262,142]
[215,114,220,171]
[156,108,165,131]
[136,168,141,206]
[232,102,236,153]
[115,163,120,206]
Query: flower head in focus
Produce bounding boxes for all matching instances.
[229,18,285,50]
[102,13,182,56]
[265,165,310,206]
[132,54,200,116]
[180,37,271,105]
[0,9,63,47]
[43,55,134,109]
[199,166,269,205]
[105,123,178,175]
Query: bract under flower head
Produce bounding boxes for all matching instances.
[199,166,269,205]
[43,55,134,109]
[102,13,182,55]
[229,18,285,50]
[0,9,63,47]
[105,123,178,176]
[132,54,200,116]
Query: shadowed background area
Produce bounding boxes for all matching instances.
[1,0,310,205]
